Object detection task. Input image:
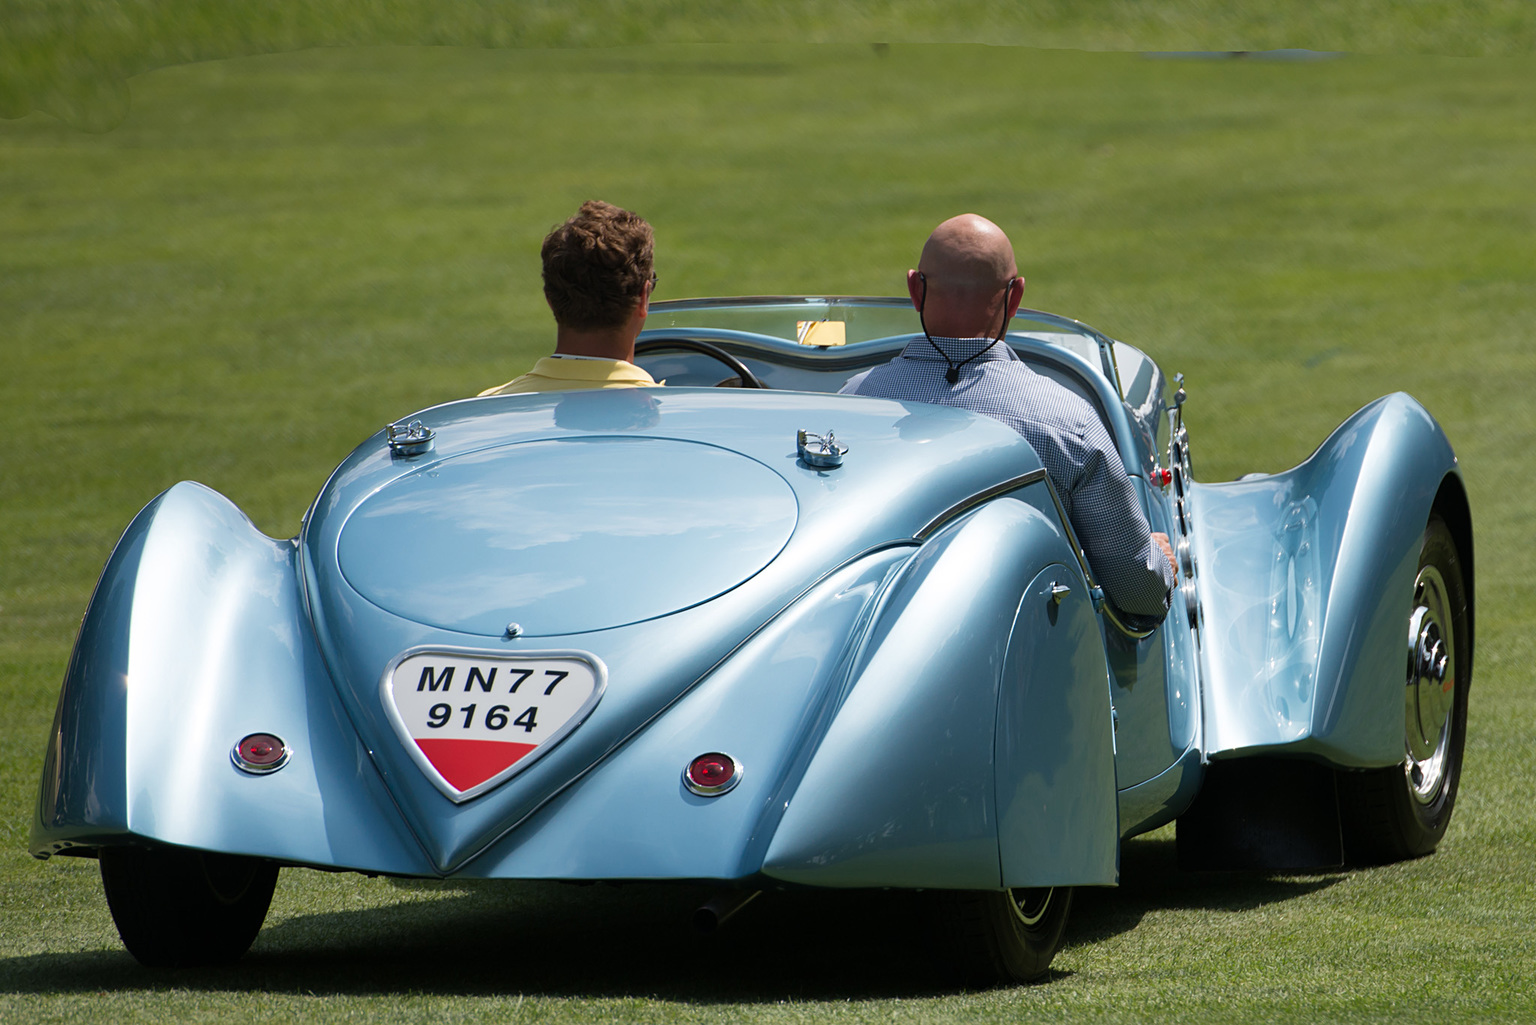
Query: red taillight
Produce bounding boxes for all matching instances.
[232,733,289,774]
[684,752,741,796]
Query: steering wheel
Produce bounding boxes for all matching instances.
[633,338,769,389]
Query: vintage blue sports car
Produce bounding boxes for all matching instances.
[32,297,1472,983]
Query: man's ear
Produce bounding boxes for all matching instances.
[907,269,924,310]
[1004,276,1025,319]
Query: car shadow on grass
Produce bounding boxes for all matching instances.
[0,880,971,1001]
[1066,834,1347,950]
[0,836,1343,1002]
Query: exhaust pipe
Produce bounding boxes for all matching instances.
[693,890,761,933]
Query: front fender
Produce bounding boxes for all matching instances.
[1192,393,1463,767]
[32,481,427,872]
[762,492,1119,889]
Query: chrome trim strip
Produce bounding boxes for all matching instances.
[1097,336,1124,396]
[652,295,913,310]
[914,470,1048,541]
[915,469,1156,641]
[650,296,1113,346]
[1033,472,1157,640]
[645,298,1107,358]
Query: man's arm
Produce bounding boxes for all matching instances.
[1065,422,1176,620]
[838,368,873,394]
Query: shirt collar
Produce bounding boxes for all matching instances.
[897,335,1019,364]
[529,356,658,383]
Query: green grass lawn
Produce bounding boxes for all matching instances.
[2,42,1534,1023]
[6,0,1536,132]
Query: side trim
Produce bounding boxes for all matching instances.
[914,470,1048,540]
[915,470,1156,641]
[1033,474,1158,641]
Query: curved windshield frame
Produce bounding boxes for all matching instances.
[647,296,1126,392]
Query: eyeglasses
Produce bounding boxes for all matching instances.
[648,271,659,293]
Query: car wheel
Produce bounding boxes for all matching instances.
[932,886,1072,985]
[99,845,279,967]
[1339,513,1470,864]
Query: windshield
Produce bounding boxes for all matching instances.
[643,296,1161,415]
[648,297,1108,360]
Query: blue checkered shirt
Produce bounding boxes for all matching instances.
[841,336,1174,618]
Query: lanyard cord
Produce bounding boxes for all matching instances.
[916,272,1012,384]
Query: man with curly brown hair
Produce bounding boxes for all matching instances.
[479,201,662,395]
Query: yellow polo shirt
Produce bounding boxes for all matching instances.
[477,356,661,396]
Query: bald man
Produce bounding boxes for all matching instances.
[841,214,1176,620]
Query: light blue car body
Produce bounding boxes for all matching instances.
[32,298,1469,893]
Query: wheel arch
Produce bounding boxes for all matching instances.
[762,492,1120,890]
[1431,469,1474,662]
[31,481,427,873]
[1191,393,1465,769]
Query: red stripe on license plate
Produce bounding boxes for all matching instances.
[414,738,538,792]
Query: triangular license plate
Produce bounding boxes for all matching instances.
[382,650,605,802]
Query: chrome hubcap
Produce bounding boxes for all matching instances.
[1008,887,1055,928]
[1404,565,1455,804]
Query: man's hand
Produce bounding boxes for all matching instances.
[1152,532,1178,581]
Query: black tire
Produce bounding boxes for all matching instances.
[931,887,1072,986]
[1339,514,1471,864]
[99,845,278,967]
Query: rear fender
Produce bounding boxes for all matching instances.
[996,560,1121,887]
[1192,393,1464,767]
[460,546,913,880]
[762,493,1119,889]
[31,482,427,872]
